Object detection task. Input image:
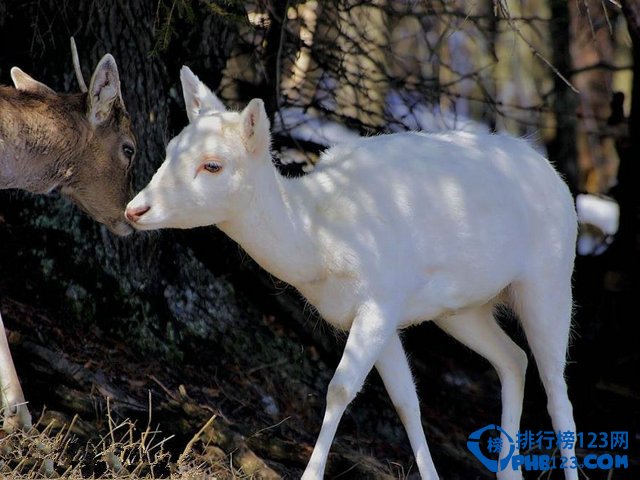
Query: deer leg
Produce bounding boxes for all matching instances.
[436,306,527,480]
[0,312,31,432]
[301,301,398,480]
[375,332,439,479]
[510,280,577,480]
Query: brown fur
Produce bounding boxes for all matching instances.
[0,81,135,235]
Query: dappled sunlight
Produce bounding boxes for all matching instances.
[2,1,638,478]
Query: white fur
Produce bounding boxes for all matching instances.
[0,313,31,432]
[126,67,579,480]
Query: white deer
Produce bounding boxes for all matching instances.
[125,67,578,480]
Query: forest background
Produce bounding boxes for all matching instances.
[0,1,638,478]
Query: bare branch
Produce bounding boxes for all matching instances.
[495,0,579,93]
[571,61,633,75]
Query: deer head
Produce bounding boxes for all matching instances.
[126,66,269,230]
[6,54,136,236]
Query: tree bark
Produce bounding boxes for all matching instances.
[547,0,579,192]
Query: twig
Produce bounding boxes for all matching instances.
[584,0,597,41]
[496,0,579,93]
[602,0,614,34]
[178,413,217,465]
[274,0,289,112]
[149,374,180,402]
[106,397,115,445]
[139,391,153,463]
[333,460,362,478]
[58,414,79,460]
[146,432,175,454]
[246,358,288,375]
[248,416,291,438]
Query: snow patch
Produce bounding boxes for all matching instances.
[576,194,619,256]
[384,90,489,134]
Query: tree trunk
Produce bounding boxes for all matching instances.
[617,0,640,292]
[547,0,579,192]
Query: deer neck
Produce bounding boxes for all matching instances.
[218,161,321,286]
[0,90,88,194]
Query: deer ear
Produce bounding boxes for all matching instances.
[180,66,226,123]
[10,67,55,95]
[87,54,123,127]
[240,99,270,155]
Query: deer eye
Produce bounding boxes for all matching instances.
[122,144,135,160]
[203,162,222,174]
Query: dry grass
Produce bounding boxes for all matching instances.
[0,401,251,479]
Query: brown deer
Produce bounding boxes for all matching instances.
[1,44,136,431]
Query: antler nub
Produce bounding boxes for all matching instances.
[70,37,88,93]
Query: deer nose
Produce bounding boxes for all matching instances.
[125,205,150,223]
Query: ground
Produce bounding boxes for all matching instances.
[0,203,638,479]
